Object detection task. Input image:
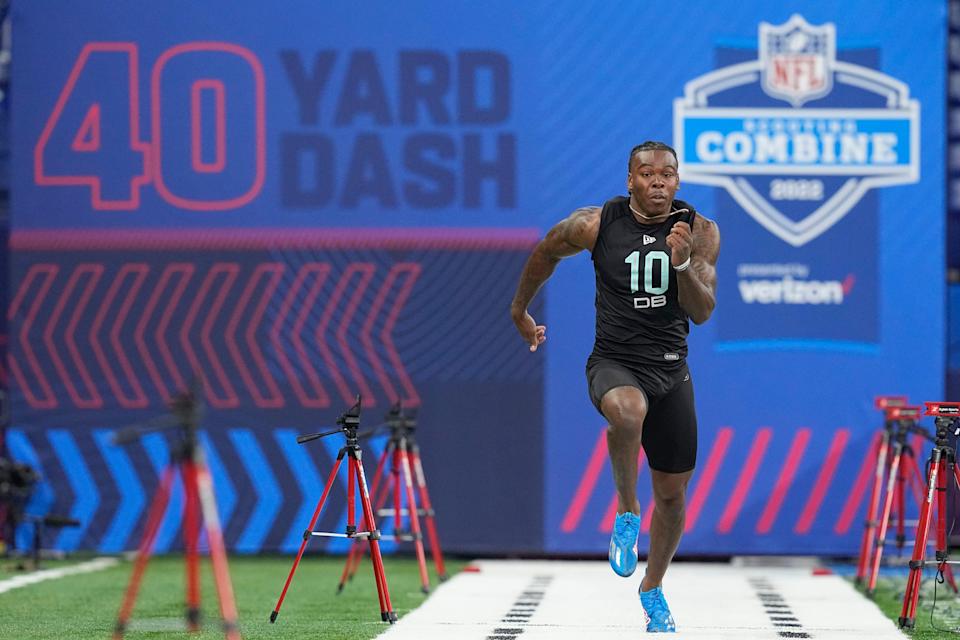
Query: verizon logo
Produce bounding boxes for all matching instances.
[738,274,855,305]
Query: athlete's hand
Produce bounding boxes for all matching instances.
[666,221,693,267]
[511,309,546,352]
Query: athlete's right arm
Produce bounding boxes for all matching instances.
[510,206,601,351]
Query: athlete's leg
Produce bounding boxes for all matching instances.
[600,386,648,515]
[587,361,650,576]
[641,468,693,591]
[638,367,697,591]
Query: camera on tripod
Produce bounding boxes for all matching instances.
[0,456,40,548]
[0,457,39,504]
[925,401,960,437]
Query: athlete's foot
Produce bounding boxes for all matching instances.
[608,512,640,577]
[639,584,676,632]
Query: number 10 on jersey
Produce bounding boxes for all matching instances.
[625,250,669,309]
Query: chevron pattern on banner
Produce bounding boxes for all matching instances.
[9,260,422,410]
[91,429,144,552]
[10,423,897,554]
[7,426,395,554]
[7,242,545,554]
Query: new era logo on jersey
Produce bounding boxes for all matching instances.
[643,235,656,245]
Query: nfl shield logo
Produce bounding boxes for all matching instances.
[673,13,918,247]
[760,14,835,107]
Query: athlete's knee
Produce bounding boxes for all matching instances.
[650,471,692,516]
[653,491,686,519]
[601,389,647,438]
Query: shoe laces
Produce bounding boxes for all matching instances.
[614,512,639,541]
[642,587,671,620]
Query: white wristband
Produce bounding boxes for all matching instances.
[674,257,691,272]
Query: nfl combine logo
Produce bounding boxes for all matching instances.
[760,16,834,107]
[674,14,919,247]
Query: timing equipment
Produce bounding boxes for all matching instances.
[111,382,241,640]
[863,404,943,596]
[855,395,909,586]
[337,402,447,595]
[270,395,398,625]
[899,401,960,629]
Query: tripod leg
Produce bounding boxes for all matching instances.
[894,456,906,554]
[271,454,345,623]
[946,464,960,594]
[907,453,928,512]
[193,459,241,640]
[347,454,357,536]
[114,465,175,639]
[355,455,397,623]
[856,432,888,585]
[181,460,202,631]
[868,444,902,595]
[344,451,395,588]
[346,446,401,593]
[399,444,430,593]
[353,457,388,616]
[392,448,402,534]
[903,452,939,561]
[411,446,447,581]
[339,443,392,593]
[933,460,960,595]
[900,452,942,628]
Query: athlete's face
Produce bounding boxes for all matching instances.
[627,150,680,216]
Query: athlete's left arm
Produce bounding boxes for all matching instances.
[667,216,720,325]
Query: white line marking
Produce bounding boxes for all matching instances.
[377,561,906,639]
[0,557,118,595]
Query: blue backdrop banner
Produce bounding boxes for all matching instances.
[8,1,945,556]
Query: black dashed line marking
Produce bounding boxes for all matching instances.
[484,575,554,640]
[747,578,811,638]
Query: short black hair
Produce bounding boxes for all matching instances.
[628,141,678,171]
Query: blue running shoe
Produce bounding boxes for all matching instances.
[639,585,676,632]
[608,511,640,577]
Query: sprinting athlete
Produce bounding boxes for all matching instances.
[509,141,719,632]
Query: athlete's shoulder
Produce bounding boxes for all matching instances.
[542,204,602,255]
[595,196,630,232]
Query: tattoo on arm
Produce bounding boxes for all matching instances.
[544,206,600,257]
[511,206,599,313]
[677,217,720,324]
[691,219,719,292]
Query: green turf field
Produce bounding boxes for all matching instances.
[855,573,960,638]
[7,554,960,638]
[0,554,465,640]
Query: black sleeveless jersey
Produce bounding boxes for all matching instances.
[589,196,697,368]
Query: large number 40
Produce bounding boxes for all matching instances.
[624,250,669,294]
[34,42,265,211]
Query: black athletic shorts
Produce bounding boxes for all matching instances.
[585,357,697,474]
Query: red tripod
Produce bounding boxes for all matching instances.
[899,402,960,629]
[271,397,397,624]
[855,395,908,586]
[112,388,240,640]
[338,404,447,594]
[865,405,933,596]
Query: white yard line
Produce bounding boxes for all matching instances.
[0,557,118,595]
[377,560,907,639]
